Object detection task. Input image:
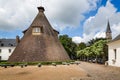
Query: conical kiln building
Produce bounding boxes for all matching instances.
[8,6,70,62]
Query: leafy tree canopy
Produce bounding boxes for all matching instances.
[77,42,86,50]
[59,35,77,59]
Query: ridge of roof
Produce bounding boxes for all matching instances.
[0,39,16,47]
[112,34,120,41]
[108,34,120,43]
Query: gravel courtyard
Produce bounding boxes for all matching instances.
[78,62,120,80]
[0,62,120,80]
[0,64,87,80]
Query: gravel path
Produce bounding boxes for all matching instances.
[0,62,120,80]
[0,65,87,80]
[78,62,120,80]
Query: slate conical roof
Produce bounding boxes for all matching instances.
[8,6,70,62]
[106,21,111,33]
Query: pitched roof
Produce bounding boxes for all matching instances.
[111,34,120,42]
[8,6,70,62]
[0,39,16,47]
[106,21,111,33]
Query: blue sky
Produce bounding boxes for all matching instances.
[0,0,120,43]
[61,0,119,37]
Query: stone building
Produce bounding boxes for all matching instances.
[0,39,16,60]
[8,6,70,62]
[108,34,120,67]
[106,21,120,67]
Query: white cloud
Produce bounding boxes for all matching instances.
[72,36,83,43]
[0,0,99,31]
[0,0,38,31]
[72,33,94,43]
[74,0,120,43]
[112,23,120,38]
[44,0,99,31]
[1,0,119,43]
[83,0,117,35]
[94,32,106,38]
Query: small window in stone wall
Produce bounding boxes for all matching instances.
[32,26,43,35]
[1,43,4,47]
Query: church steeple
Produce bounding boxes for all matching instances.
[106,21,111,33]
[106,21,112,41]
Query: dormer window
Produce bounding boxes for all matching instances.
[33,28,41,33]
[32,26,43,35]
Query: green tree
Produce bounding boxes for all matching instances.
[84,47,91,61]
[59,35,77,59]
[91,40,107,63]
[77,50,84,60]
[77,47,92,61]
[77,39,108,63]
[77,42,86,50]
[88,38,106,46]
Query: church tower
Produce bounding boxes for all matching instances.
[8,6,70,62]
[106,21,112,41]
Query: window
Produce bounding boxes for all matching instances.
[9,49,12,53]
[1,43,4,47]
[114,49,117,60]
[9,43,13,46]
[33,28,41,33]
[32,27,43,35]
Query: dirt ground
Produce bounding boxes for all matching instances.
[0,64,87,80]
[0,62,120,80]
[78,62,120,80]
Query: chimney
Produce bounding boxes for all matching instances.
[37,6,45,12]
[16,35,20,44]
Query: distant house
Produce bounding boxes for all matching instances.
[0,39,16,61]
[108,35,120,67]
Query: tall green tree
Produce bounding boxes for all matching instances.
[77,42,86,50]
[59,35,77,59]
[77,39,108,63]
[90,40,107,63]
[88,38,106,46]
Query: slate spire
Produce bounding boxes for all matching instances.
[106,21,111,33]
[106,20,112,41]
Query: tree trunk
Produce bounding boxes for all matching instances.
[96,55,98,63]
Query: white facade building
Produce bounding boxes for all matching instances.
[0,39,16,61]
[108,34,120,67]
